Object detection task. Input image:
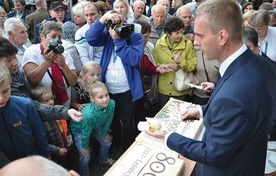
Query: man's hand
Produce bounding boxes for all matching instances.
[201,82,215,93]
[181,108,201,122]
[145,130,169,141]
[68,109,83,122]
[99,10,122,24]
[109,27,120,40]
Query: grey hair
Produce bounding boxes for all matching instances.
[157,0,170,5]
[31,156,71,176]
[247,9,270,26]
[133,0,145,7]
[39,21,62,37]
[4,17,23,33]
[151,4,166,15]
[0,6,6,13]
[176,5,191,17]
[72,1,90,16]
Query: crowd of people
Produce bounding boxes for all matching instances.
[0,0,276,175]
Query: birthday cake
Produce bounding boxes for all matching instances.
[136,98,204,152]
[104,141,185,176]
[105,98,204,176]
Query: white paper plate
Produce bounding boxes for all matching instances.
[137,121,148,132]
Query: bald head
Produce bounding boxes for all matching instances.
[152,4,166,26]
[133,0,145,17]
[157,0,170,13]
[0,156,78,176]
[176,6,193,28]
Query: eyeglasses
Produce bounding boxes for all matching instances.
[54,10,65,14]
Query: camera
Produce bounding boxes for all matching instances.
[47,39,64,54]
[106,20,141,39]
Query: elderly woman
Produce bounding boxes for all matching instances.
[247,9,276,62]
[72,1,88,29]
[62,21,82,75]
[154,16,197,108]
[22,21,77,107]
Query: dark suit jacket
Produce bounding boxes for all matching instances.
[167,49,274,176]
[261,52,276,140]
[7,9,32,23]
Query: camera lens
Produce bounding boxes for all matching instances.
[115,26,132,39]
[55,45,64,54]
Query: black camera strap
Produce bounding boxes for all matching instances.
[47,68,69,90]
[202,52,210,82]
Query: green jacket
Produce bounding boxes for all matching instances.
[154,34,197,96]
[70,99,115,149]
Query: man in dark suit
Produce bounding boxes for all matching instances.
[147,0,275,175]
[242,26,276,141]
[7,0,32,23]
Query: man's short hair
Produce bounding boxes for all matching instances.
[242,27,259,47]
[196,0,242,41]
[39,21,62,37]
[14,0,26,6]
[35,0,46,8]
[259,2,273,11]
[151,4,166,15]
[4,17,22,33]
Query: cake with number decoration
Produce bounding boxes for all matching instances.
[105,98,204,176]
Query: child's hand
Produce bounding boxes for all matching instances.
[80,149,90,158]
[68,109,83,122]
[103,134,112,143]
[78,104,86,111]
[66,135,73,147]
[58,148,68,156]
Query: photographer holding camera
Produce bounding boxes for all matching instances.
[85,3,144,153]
[22,21,77,107]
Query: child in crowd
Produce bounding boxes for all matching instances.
[70,61,101,111]
[31,86,73,169]
[70,81,115,176]
[0,63,50,162]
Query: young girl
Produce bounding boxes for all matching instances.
[70,81,115,176]
[70,61,101,111]
[31,86,73,169]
